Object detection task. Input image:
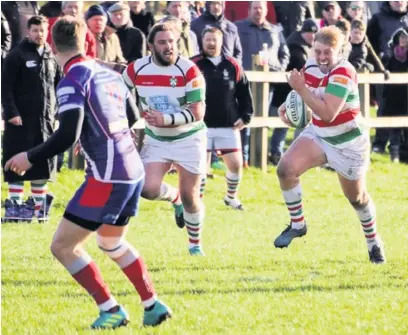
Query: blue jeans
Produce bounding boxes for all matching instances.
[269,105,287,156]
[240,127,250,163]
[389,128,403,155]
[373,98,390,151]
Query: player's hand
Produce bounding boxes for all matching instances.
[286,69,306,92]
[233,118,246,131]
[4,152,32,176]
[278,102,292,127]
[8,116,23,126]
[144,109,165,127]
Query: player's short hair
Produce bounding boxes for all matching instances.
[351,19,366,32]
[27,15,48,29]
[202,26,223,38]
[315,26,344,48]
[147,22,174,44]
[52,16,86,53]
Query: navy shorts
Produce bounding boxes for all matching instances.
[64,176,144,231]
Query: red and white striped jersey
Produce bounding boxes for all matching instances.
[304,58,363,148]
[123,55,206,141]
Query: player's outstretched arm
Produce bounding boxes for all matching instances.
[27,108,85,164]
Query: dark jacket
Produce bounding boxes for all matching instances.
[235,19,290,72]
[1,12,12,62]
[2,1,39,49]
[274,1,314,38]
[349,37,373,71]
[191,3,242,62]
[115,21,146,63]
[1,38,61,182]
[130,9,155,37]
[272,30,313,107]
[367,2,408,57]
[382,48,408,116]
[192,54,253,128]
[39,1,62,18]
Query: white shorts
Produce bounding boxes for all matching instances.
[141,130,207,175]
[298,126,370,180]
[207,128,241,155]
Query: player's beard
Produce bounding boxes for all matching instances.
[153,48,176,66]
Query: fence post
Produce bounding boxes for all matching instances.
[249,55,269,172]
[359,69,370,128]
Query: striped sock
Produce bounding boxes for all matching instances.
[8,182,24,204]
[282,184,305,229]
[31,181,48,215]
[355,201,379,249]
[200,175,206,198]
[157,183,182,205]
[226,171,241,200]
[67,254,117,312]
[184,209,204,249]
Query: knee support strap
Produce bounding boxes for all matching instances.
[96,235,130,259]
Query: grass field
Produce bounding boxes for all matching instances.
[2,152,408,335]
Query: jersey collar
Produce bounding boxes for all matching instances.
[63,54,91,74]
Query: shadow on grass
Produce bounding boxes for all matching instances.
[49,281,406,300]
[2,280,405,299]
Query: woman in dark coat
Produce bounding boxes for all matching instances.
[382,28,408,163]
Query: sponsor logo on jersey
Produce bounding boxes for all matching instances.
[192,78,202,88]
[333,76,348,85]
[170,76,178,88]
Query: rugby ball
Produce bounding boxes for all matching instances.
[285,90,310,129]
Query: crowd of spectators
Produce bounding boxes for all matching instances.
[1,1,407,167]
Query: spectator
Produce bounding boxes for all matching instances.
[1,12,12,63]
[236,1,290,72]
[335,18,352,59]
[349,19,374,72]
[128,0,155,37]
[189,1,205,21]
[108,2,146,63]
[367,1,408,59]
[344,1,369,24]
[381,28,408,162]
[224,1,277,24]
[46,1,97,58]
[2,1,39,49]
[320,1,342,27]
[191,1,242,62]
[86,5,126,65]
[236,1,290,167]
[39,1,62,18]
[368,1,408,153]
[166,1,199,57]
[193,26,254,209]
[274,1,315,39]
[1,15,61,222]
[270,18,318,165]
